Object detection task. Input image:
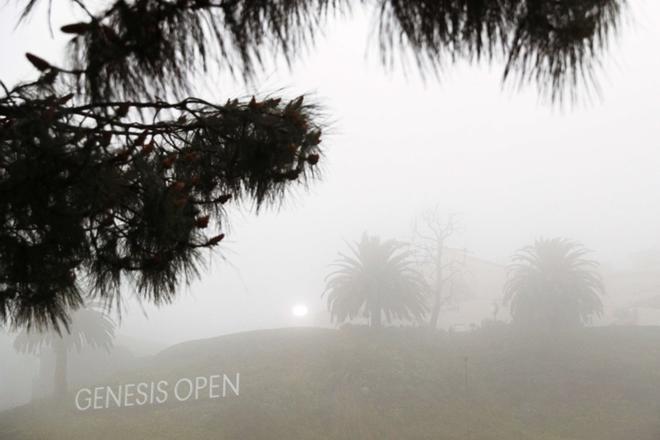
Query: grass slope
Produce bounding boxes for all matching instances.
[1,326,660,440]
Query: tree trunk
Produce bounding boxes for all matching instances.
[370,308,382,328]
[32,351,50,401]
[429,293,442,329]
[429,243,444,329]
[53,339,68,398]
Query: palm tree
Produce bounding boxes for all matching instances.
[324,234,427,328]
[14,308,115,398]
[503,238,604,329]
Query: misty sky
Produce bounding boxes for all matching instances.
[1,1,659,344]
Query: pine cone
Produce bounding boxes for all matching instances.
[207,234,225,246]
[162,155,176,168]
[195,215,210,228]
[25,53,51,71]
[171,181,186,192]
[61,22,92,34]
[306,154,320,165]
[218,194,232,204]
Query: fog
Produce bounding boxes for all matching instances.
[108,1,660,344]
[1,0,660,438]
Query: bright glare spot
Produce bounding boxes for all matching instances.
[292,304,309,318]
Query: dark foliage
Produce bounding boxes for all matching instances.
[62,0,347,102]
[0,77,322,331]
[17,0,624,103]
[378,0,622,101]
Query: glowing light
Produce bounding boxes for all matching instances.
[292,304,309,317]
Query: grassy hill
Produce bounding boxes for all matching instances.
[1,326,660,440]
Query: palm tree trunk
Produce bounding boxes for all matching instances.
[53,339,68,398]
[371,308,382,328]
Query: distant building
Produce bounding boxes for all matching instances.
[438,248,508,331]
[602,266,660,326]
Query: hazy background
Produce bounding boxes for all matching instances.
[0,0,659,351]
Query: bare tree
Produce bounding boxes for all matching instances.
[413,210,467,329]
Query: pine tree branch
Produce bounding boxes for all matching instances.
[0,81,324,332]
